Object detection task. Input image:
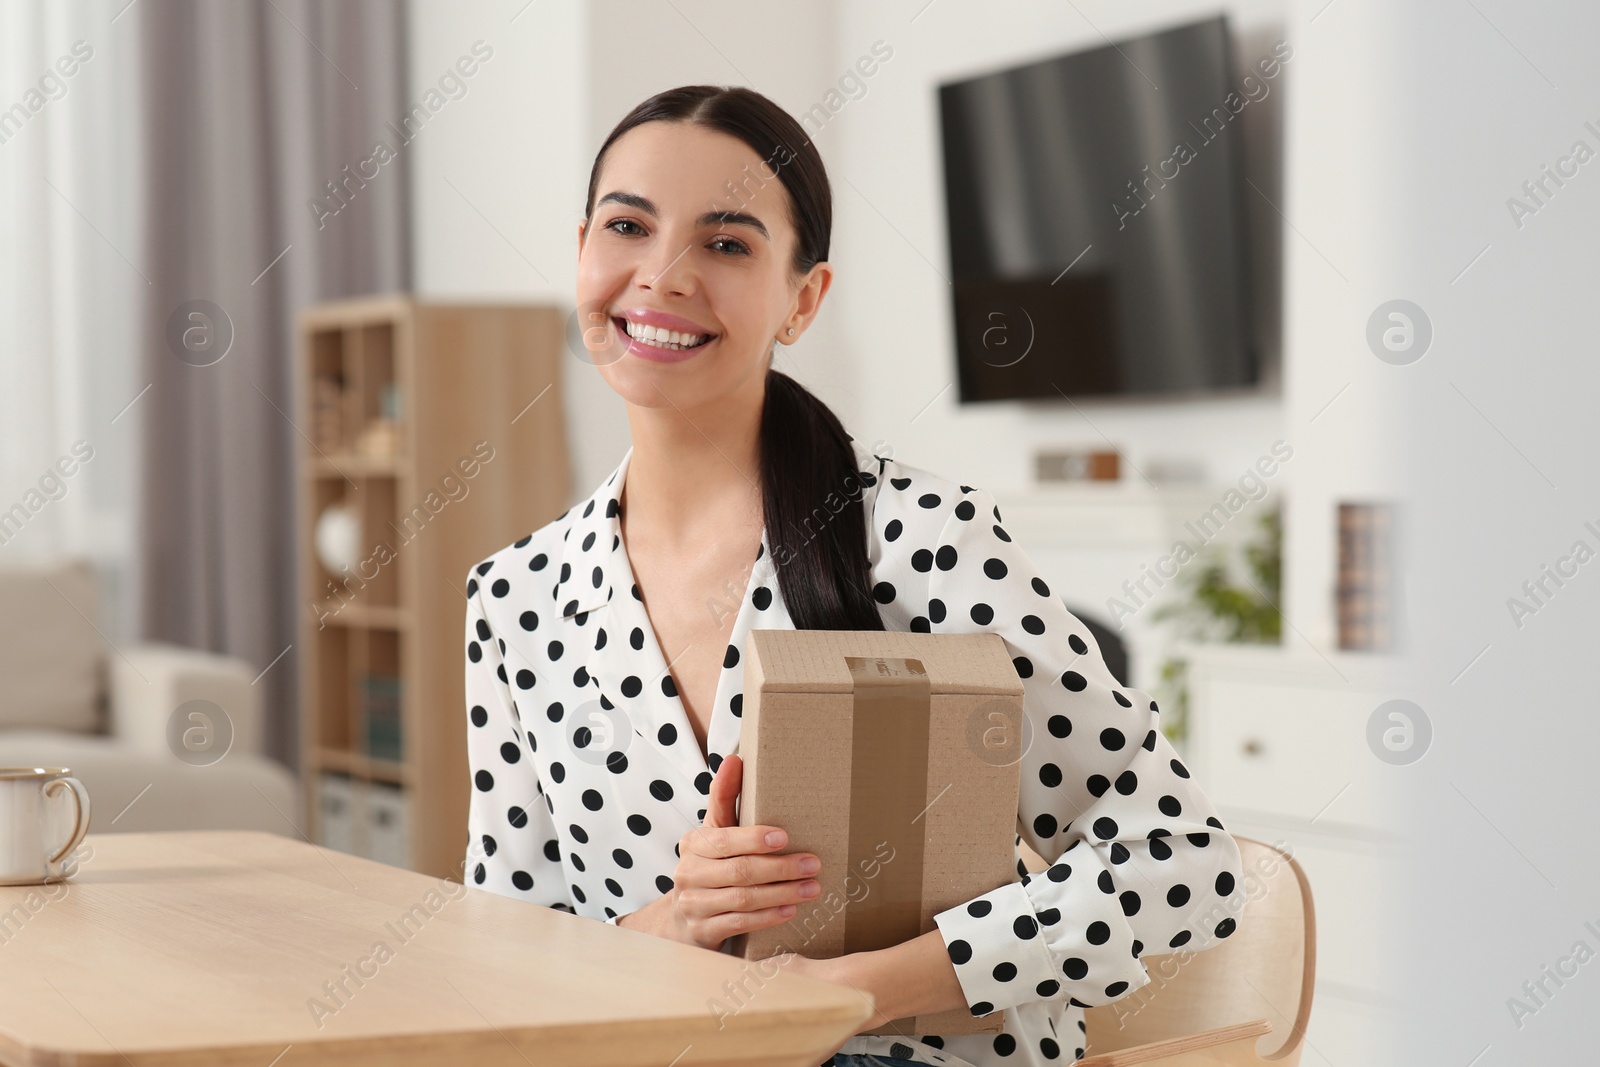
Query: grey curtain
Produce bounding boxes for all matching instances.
[137,0,410,772]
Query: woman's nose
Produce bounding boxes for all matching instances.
[637,232,696,296]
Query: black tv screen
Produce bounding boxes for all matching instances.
[938,16,1261,402]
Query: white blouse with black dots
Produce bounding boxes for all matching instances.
[463,436,1247,1067]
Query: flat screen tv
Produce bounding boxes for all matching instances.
[938,15,1261,402]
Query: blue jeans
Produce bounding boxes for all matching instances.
[828,1056,939,1067]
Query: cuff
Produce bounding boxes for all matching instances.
[932,880,1061,1016]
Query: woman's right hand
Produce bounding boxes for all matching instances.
[650,753,822,951]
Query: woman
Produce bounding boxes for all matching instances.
[463,85,1246,1067]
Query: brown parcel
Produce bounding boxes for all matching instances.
[726,628,1025,1038]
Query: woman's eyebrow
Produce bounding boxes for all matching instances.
[698,208,769,241]
[596,191,656,215]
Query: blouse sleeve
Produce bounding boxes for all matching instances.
[907,486,1247,1017]
[463,562,577,915]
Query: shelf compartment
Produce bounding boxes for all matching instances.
[312,454,399,478]
[312,603,407,629]
[359,629,404,766]
[308,330,346,454]
[353,475,401,609]
[347,322,403,460]
[308,479,357,608]
[314,747,409,786]
[311,627,353,752]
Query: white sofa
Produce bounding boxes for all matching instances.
[0,559,300,840]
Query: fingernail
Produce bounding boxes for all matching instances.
[766,830,786,848]
[799,856,820,874]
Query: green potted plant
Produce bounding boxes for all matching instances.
[1150,506,1283,750]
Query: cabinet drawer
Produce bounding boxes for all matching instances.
[365,781,412,870]
[1190,678,1395,831]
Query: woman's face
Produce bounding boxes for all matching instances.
[576,120,830,412]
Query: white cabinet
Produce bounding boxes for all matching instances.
[1183,642,1405,1065]
[317,772,357,856]
[314,771,411,870]
[365,781,412,870]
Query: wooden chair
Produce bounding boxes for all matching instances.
[1017,836,1314,1067]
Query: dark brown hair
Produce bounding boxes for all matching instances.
[585,85,883,631]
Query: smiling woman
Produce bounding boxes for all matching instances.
[573,87,878,637]
[462,84,1246,1067]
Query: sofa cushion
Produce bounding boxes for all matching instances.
[0,730,299,835]
[0,558,104,733]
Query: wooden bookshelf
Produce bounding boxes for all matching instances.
[294,295,571,880]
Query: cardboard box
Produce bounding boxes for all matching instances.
[727,629,1025,1037]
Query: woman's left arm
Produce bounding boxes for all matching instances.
[769,929,965,1030]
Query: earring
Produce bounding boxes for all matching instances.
[787,328,795,336]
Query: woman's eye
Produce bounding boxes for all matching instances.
[606,219,644,236]
[709,237,751,256]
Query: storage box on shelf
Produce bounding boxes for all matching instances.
[295,295,570,879]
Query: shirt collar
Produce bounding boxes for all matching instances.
[553,436,886,622]
[552,446,632,620]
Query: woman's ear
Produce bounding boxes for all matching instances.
[576,218,587,260]
[783,261,834,343]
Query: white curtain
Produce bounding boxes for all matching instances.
[2,1,410,771]
[0,0,146,640]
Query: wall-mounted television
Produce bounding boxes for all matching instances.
[938,15,1262,403]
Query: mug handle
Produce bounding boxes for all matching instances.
[43,776,92,867]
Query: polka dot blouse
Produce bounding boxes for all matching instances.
[463,436,1247,1067]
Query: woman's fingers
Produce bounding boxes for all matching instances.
[708,901,802,941]
[703,753,742,829]
[681,821,795,863]
[679,874,822,916]
[685,848,821,890]
[673,754,826,949]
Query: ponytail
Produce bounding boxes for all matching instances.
[760,368,885,632]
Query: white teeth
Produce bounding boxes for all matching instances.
[621,319,708,350]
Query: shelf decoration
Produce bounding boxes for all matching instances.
[362,673,403,763]
[313,502,362,577]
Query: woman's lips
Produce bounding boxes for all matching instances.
[613,317,715,363]
[615,307,716,336]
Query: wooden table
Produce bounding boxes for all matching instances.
[0,831,873,1066]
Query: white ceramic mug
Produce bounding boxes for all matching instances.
[1,767,91,886]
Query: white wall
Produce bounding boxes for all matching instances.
[407,0,588,305]
[1273,0,1409,651]
[1363,0,1600,1059]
